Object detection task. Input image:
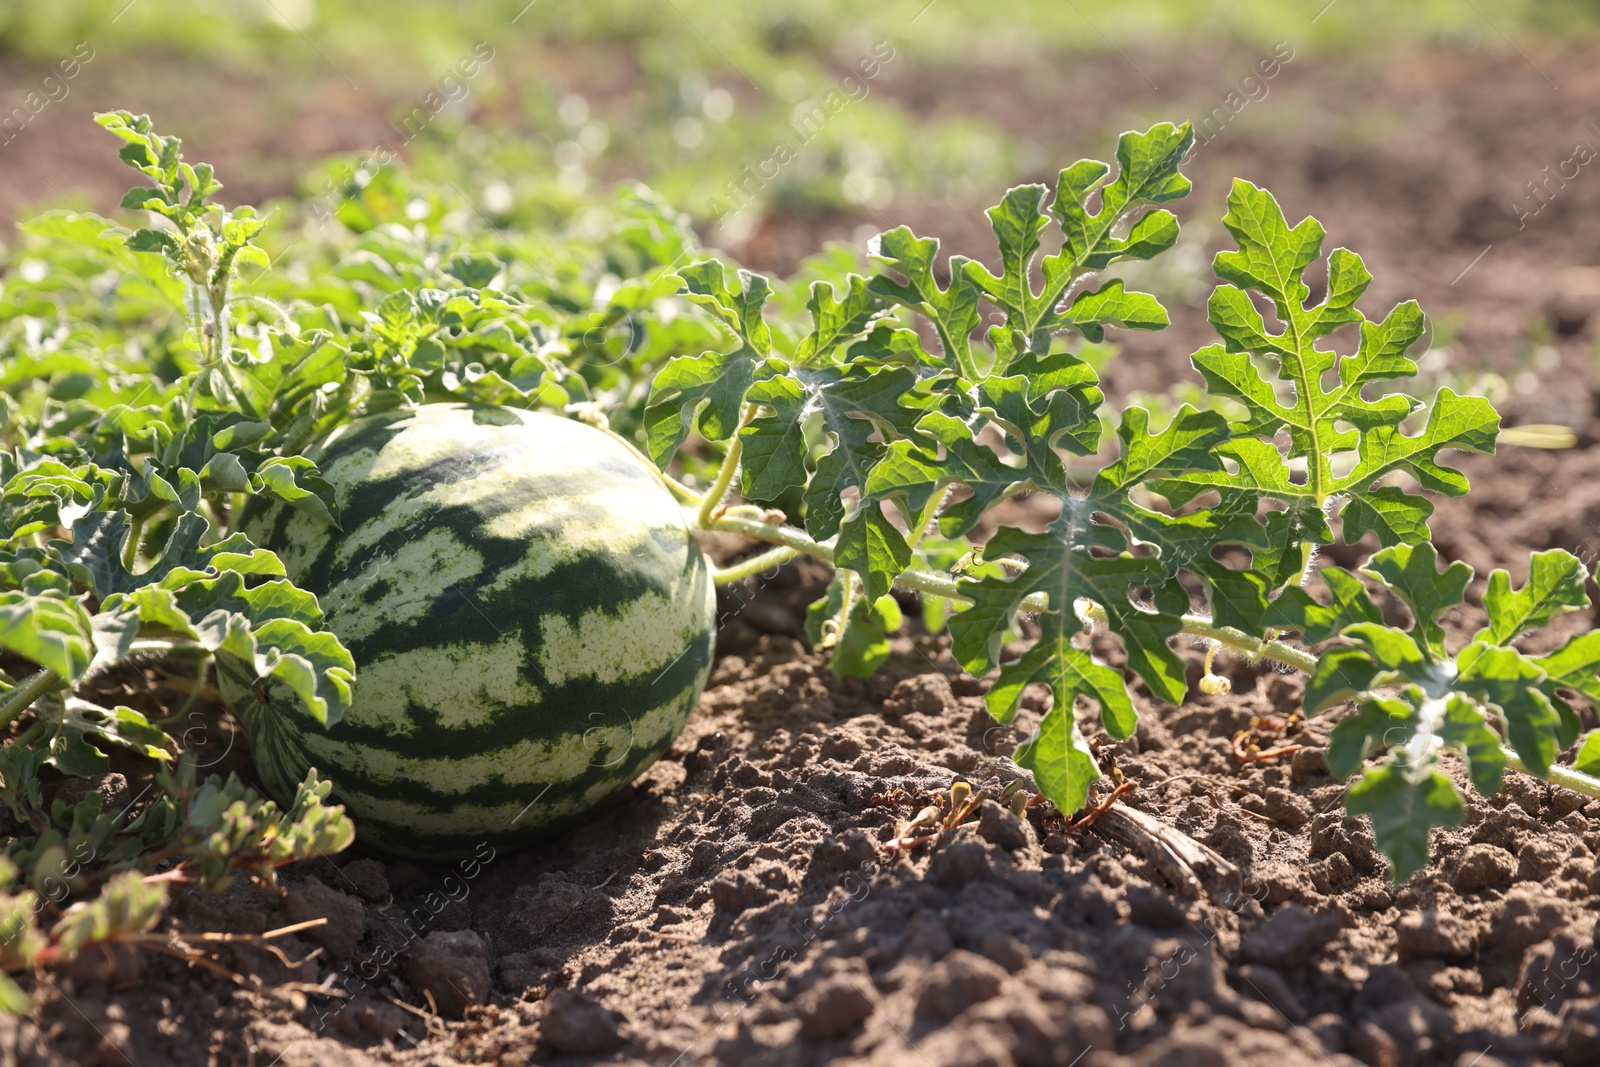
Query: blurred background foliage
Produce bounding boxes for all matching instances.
[0,0,1594,409]
[0,0,1588,240]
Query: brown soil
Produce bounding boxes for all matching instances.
[10,37,1600,1067]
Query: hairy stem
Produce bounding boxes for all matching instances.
[1504,749,1600,799]
[712,544,799,585]
[697,406,754,528]
[0,671,65,733]
[122,514,146,571]
[903,489,949,553]
[832,569,857,644]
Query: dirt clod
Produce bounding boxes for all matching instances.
[1236,964,1307,1023]
[794,975,876,1038]
[283,877,365,960]
[406,930,490,1018]
[1351,1019,1402,1067]
[915,949,1008,1021]
[337,859,390,903]
[1558,1001,1600,1066]
[1288,747,1329,783]
[976,802,1034,851]
[928,835,991,886]
[884,673,955,716]
[538,989,626,1055]
[247,1020,382,1066]
[53,772,130,814]
[1455,843,1518,892]
[1496,884,1577,954]
[1239,906,1340,969]
[1396,911,1478,962]
[1262,788,1312,829]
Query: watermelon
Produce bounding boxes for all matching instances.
[216,403,717,860]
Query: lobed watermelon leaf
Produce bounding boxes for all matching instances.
[1156,180,1500,588]
[1271,546,1596,879]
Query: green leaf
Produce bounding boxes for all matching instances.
[1362,542,1472,659]
[1262,566,1381,643]
[124,229,179,256]
[1300,543,1597,880]
[1455,641,1562,777]
[1014,697,1101,819]
[676,259,773,351]
[738,373,808,501]
[51,870,167,958]
[1326,695,1411,780]
[644,262,779,466]
[249,457,338,526]
[803,581,901,679]
[1437,693,1508,797]
[445,252,504,288]
[985,638,1135,741]
[0,593,93,682]
[935,405,1251,712]
[794,275,889,365]
[1173,179,1497,576]
[0,972,29,1016]
[99,587,200,641]
[1329,688,1508,800]
[1536,631,1600,703]
[834,508,912,603]
[1304,645,1384,713]
[1345,764,1464,883]
[47,699,176,775]
[962,123,1192,353]
[867,226,980,379]
[1058,280,1169,342]
[870,410,1035,540]
[1340,485,1435,548]
[1475,549,1590,646]
[215,619,355,729]
[1303,620,1433,713]
[1574,731,1600,777]
[742,361,921,513]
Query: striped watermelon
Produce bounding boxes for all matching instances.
[216,403,717,860]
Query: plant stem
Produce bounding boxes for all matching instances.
[707,511,839,561]
[834,568,857,638]
[1102,605,1320,676]
[904,489,948,552]
[0,671,65,733]
[122,515,146,571]
[1504,748,1600,799]
[705,511,1319,675]
[712,544,799,585]
[697,406,754,528]
[12,719,47,749]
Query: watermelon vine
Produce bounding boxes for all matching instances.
[2,112,1600,1009]
[657,122,1600,884]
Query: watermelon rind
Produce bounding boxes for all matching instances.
[216,403,716,860]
